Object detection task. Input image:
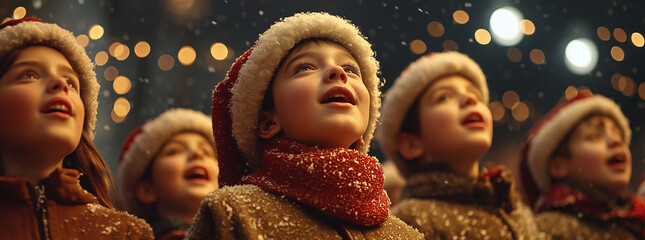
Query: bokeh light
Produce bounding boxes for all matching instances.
[104,66,118,81]
[88,24,104,40]
[442,40,458,51]
[489,101,506,122]
[210,43,228,60]
[529,49,546,65]
[114,44,130,61]
[489,7,524,46]
[507,47,522,62]
[597,27,611,41]
[564,38,598,75]
[2,18,11,24]
[134,41,151,58]
[112,97,131,123]
[631,32,644,47]
[427,21,445,37]
[519,19,535,35]
[639,82,645,100]
[620,76,636,97]
[113,76,132,95]
[178,46,197,65]
[13,7,26,19]
[158,54,175,71]
[611,46,624,61]
[511,101,529,122]
[474,29,491,45]
[613,28,627,42]
[453,10,469,24]
[410,40,427,54]
[75,34,89,48]
[502,90,520,109]
[565,86,578,100]
[94,51,108,66]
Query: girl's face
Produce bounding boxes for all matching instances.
[147,132,219,216]
[264,41,370,149]
[0,46,84,158]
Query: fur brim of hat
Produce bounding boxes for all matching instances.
[526,95,631,192]
[117,108,214,218]
[229,12,381,167]
[376,52,488,176]
[0,20,99,137]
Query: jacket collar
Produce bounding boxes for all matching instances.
[0,168,98,205]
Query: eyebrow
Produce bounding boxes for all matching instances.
[10,61,78,78]
[284,51,319,70]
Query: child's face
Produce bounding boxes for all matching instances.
[147,132,219,210]
[417,75,492,163]
[266,41,370,149]
[0,46,84,156]
[557,116,631,194]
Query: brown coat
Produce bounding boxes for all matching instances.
[392,169,545,240]
[0,168,153,240]
[535,211,638,240]
[186,184,424,240]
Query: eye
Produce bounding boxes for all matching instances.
[295,63,315,73]
[343,64,360,75]
[584,133,601,141]
[435,92,453,103]
[66,78,80,91]
[18,71,39,80]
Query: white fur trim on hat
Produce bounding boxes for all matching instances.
[376,52,488,175]
[526,95,631,192]
[230,12,381,165]
[117,108,214,218]
[0,21,99,138]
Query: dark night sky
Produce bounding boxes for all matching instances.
[2,0,644,188]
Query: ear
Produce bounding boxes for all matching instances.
[257,110,282,139]
[549,156,570,180]
[134,180,156,204]
[396,132,424,161]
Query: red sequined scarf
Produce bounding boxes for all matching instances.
[537,185,645,238]
[239,138,390,226]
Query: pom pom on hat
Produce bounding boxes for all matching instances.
[376,52,488,176]
[117,108,214,218]
[0,18,99,138]
[212,12,381,186]
[519,92,631,207]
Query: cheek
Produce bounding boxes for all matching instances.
[569,143,606,170]
[0,88,39,131]
[274,81,317,121]
[419,106,458,138]
[152,157,185,184]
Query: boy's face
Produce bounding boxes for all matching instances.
[263,41,370,149]
[554,116,631,194]
[0,46,84,158]
[145,132,219,216]
[417,75,492,164]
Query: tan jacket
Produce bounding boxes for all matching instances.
[393,169,545,240]
[0,168,153,240]
[186,184,424,240]
[536,211,638,240]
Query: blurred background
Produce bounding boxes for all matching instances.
[2,0,644,189]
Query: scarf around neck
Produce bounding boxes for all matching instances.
[239,137,390,226]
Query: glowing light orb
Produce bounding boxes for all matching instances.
[490,7,524,46]
[565,38,598,75]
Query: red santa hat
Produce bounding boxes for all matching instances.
[213,12,381,186]
[376,52,489,176]
[116,108,213,218]
[519,92,631,207]
[0,18,99,137]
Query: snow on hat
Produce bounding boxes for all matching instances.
[519,92,631,207]
[212,12,381,186]
[0,18,99,138]
[376,52,488,176]
[117,108,214,218]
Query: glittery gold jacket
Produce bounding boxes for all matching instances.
[0,168,153,240]
[186,185,424,240]
[392,167,545,240]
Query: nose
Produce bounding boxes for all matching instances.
[325,65,348,83]
[459,92,477,108]
[607,133,624,149]
[187,148,206,162]
[47,74,69,94]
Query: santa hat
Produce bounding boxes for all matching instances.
[213,12,381,186]
[117,108,213,218]
[519,92,631,207]
[0,18,99,137]
[376,52,489,176]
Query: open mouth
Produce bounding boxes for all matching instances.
[607,153,627,170]
[461,112,485,127]
[184,166,209,182]
[41,98,72,116]
[320,86,356,105]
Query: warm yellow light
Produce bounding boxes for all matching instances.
[530,49,546,65]
[88,25,104,40]
[103,66,118,81]
[564,86,578,100]
[115,44,130,61]
[506,47,522,62]
[489,101,506,122]
[158,54,175,71]
[13,7,26,19]
[443,40,458,51]
[2,18,12,24]
[631,32,644,47]
[620,76,635,97]
[134,41,151,58]
[76,34,89,48]
[512,102,529,122]
[639,82,645,100]
[502,91,520,110]
[474,29,491,45]
[95,51,108,66]
[178,46,196,65]
[613,28,627,42]
[113,97,131,117]
[427,21,445,37]
[111,109,126,123]
[611,46,624,61]
[597,27,610,41]
[113,76,132,94]
[453,10,469,24]
[520,19,535,35]
[410,40,427,54]
[210,43,228,60]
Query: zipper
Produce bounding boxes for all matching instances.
[28,183,51,240]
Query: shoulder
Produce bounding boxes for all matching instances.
[365,215,424,240]
[77,203,154,239]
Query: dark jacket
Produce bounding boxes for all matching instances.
[393,167,544,240]
[186,184,424,240]
[0,168,153,239]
